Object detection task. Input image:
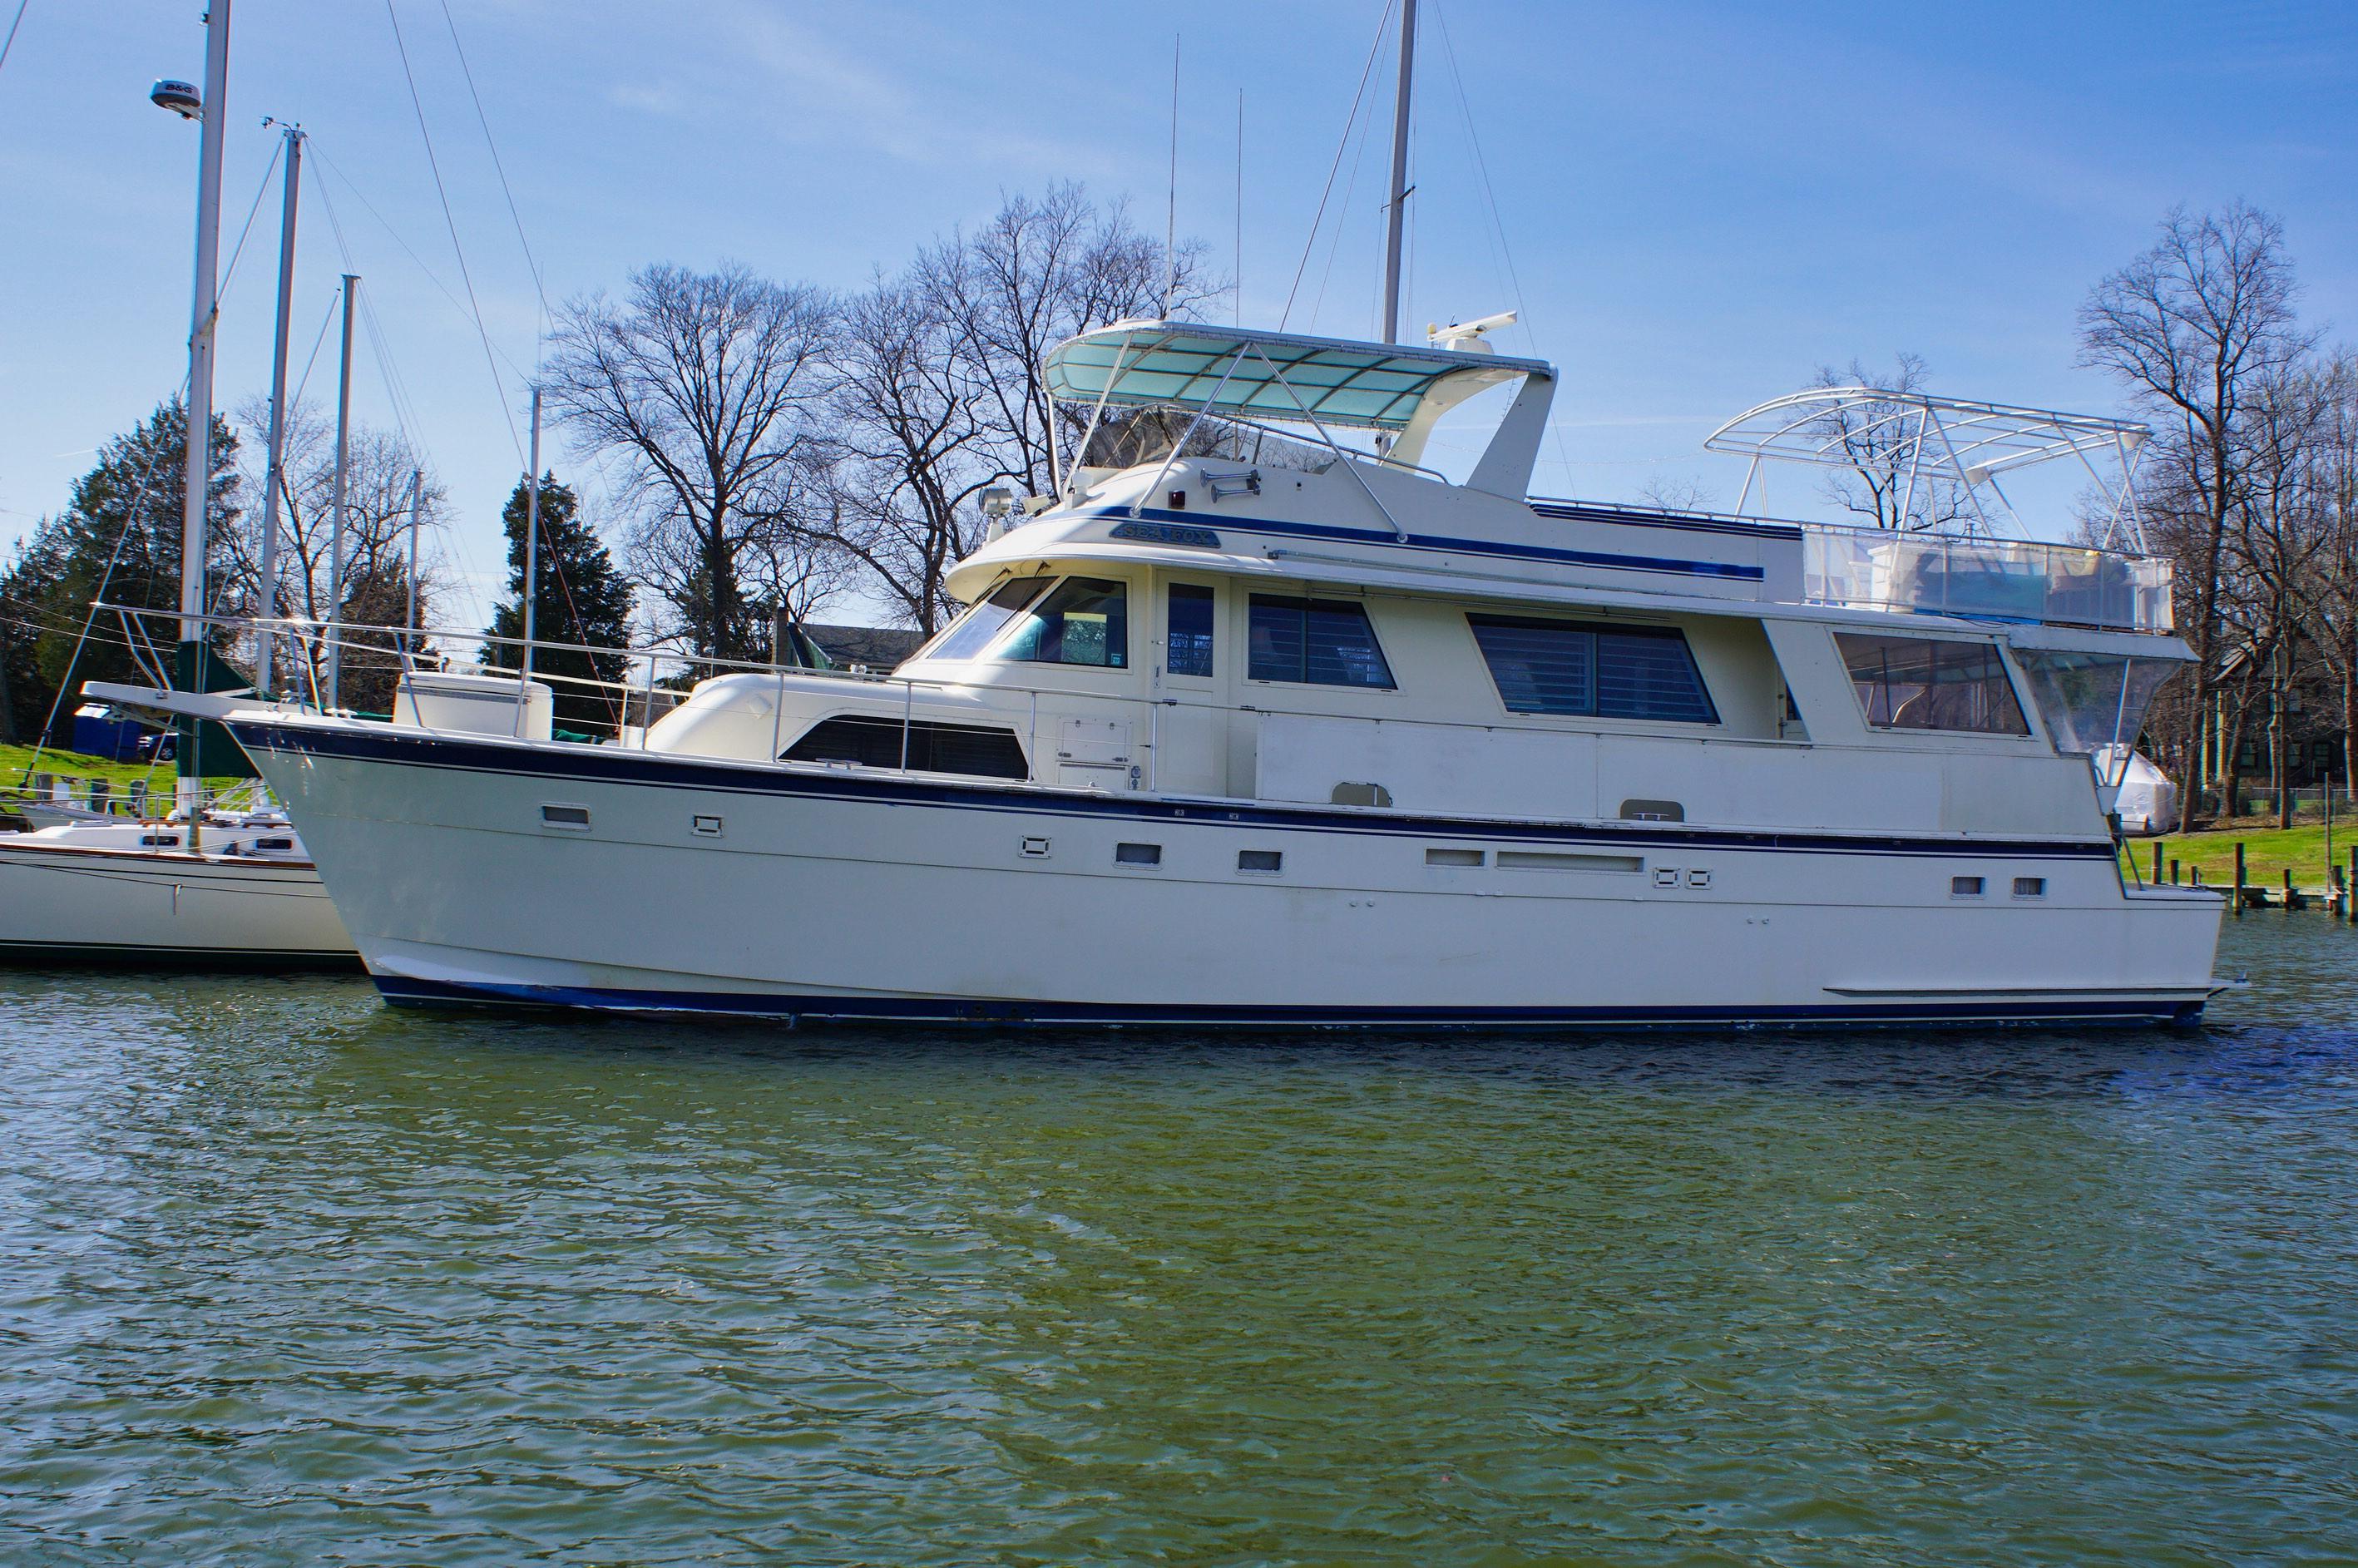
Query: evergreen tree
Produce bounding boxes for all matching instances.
[0,399,241,745]
[479,474,635,733]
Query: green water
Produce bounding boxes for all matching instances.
[2,918,2353,1566]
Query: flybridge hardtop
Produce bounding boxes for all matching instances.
[1046,318,1558,498]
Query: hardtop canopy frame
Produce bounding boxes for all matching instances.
[1704,387,2153,551]
[1044,319,1557,505]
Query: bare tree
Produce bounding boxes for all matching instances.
[225,397,449,705]
[822,187,1216,634]
[2078,201,2316,803]
[919,184,1215,506]
[823,277,995,635]
[2236,366,2336,824]
[2296,351,2358,798]
[1639,476,1718,513]
[546,265,837,661]
[1801,354,1972,532]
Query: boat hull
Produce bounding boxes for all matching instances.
[228,717,2225,1028]
[0,838,357,968]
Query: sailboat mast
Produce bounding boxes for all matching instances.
[1380,0,1416,344]
[175,0,232,812]
[257,121,301,698]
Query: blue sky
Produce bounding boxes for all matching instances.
[2,0,2352,630]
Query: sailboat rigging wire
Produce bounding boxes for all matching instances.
[217,138,284,299]
[1163,33,1179,317]
[0,2,29,80]
[1428,0,1574,487]
[434,0,549,328]
[1279,0,1393,329]
[17,375,192,785]
[307,144,528,380]
[383,0,522,458]
[1307,85,1378,346]
[289,290,340,410]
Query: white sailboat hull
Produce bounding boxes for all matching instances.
[233,717,2223,1027]
[0,837,354,967]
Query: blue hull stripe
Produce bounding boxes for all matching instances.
[230,719,2121,864]
[372,972,2205,1030]
[1098,507,1769,582]
[1526,499,1807,543]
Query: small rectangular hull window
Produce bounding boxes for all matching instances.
[1836,634,2029,735]
[1248,596,1394,687]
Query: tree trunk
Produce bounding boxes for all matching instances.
[2344,665,2356,802]
[2275,673,2294,829]
[2221,692,2250,821]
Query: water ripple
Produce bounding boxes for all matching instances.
[1,919,2355,1564]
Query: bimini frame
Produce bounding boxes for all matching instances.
[1704,388,2153,552]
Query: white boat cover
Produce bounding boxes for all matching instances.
[2097,745,2180,835]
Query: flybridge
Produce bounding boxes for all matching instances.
[1040,322,2173,634]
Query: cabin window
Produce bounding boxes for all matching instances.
[1466,615,1717,723]
[922,576,1054,661]
[782,716,1028,779]
[1248,596,1394,688]
[994,577,1128,668]
[1837,633,2029,736]
[1167,584,1216,677]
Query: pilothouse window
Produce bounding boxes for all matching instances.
[1837,633,2029,735]
[923,576,1053,661]
[1248,596,1394,688]
[1466,615,1717,723]
[994,577,1128,668]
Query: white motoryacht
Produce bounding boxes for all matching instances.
[101,319,2226,1025]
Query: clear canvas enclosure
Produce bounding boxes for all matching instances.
[2011,648,2179,756]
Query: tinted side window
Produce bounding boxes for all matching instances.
[783,716,1029,779]
[1167,584,1215,677]
[1467,616,1715,723]
[923,576,1052,661]
[1248,596,1394,688]
[1466,616,1593,715]
[1836,633,2029,735]
[996,577,1127,668]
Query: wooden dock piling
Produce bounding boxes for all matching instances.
[2235,843,2247,915]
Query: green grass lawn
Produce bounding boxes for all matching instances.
[2,742,250,806]
[2127,822,2358,891]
